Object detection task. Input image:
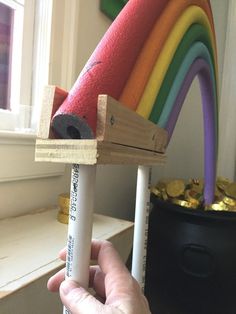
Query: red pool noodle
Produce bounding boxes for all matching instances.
[52,0,169,139]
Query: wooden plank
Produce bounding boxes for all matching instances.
[36,86,167,152]
[37,85,68,139]
[97,141,166,165]
[35,139,98,164]
[35,86,167,165]
[35,138,166,165]
[96,95,168,153]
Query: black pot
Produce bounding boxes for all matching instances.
[145,195,236,314]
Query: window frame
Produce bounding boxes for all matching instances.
[0,0,24,127]
[0,0,81,185]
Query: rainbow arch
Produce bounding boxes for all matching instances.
[52,0,218,205]
[120,1,218,205]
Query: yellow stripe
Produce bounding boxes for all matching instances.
[136,5,217,118]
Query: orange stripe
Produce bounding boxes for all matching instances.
[120,0,216,110]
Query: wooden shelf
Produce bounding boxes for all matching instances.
[0,208,134,299]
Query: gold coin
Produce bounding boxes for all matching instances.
[215,186,223,200]
[172,198,198,209]
[216,177,231,192]
[205,201,228,211]
[185,189,200,208]
[189,178,199,185]
[152,177,236,213]
[166,180,185,198]
[155,181,166,191]
[161,190,169,201]
[192,189,203,201]
[151,187,162,198]
[191,179,204,194]
[223,196,236,207]
[192,185,203,195]
[58,193,70,213]
[227,205,236,212]
[57,210,69,224]
[225,183,236,199]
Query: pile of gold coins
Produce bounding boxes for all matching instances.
[151,177,236,212]
[57,193,70,224]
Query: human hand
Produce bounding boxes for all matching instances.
[47,239,151,314]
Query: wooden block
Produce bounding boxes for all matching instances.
[97,95,168,153]
[35,139,166,165]
[36,139,98,164]
[35,86,167,165]
[97,141,166,165]
[37,85,68,139]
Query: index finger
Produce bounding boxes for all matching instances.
[91,239,129,276]
[59,240,128,275]
[91,240,139,300]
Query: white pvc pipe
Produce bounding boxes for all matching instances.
[63,164,96,314]
[132,165,151,291]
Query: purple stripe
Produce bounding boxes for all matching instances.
[166,58,216,205]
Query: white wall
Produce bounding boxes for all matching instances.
[75,1,112,74]
[0,168,71,218]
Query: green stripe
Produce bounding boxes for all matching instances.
[100,0,128,20]
[149,23,216,124]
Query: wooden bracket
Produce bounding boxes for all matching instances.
[35,86,168,165]
[37,85,68,139]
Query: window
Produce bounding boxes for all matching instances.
[0,0,53,133]
[0,0,24,128]
[0,0,67,217]
[0,2,14,110]
[0,1,25,113]
[0,0,24,130]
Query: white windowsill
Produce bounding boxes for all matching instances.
[0,130,37,140]
[0,131,65,183]
[0,207,134,299]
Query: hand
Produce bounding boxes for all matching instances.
[47,239,151,314]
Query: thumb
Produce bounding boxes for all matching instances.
[60,280,104,314]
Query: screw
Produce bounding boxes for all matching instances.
[110,115,115,126]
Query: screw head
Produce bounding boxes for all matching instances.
[110,115,115,126]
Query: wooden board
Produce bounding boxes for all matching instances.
[37,85,68,139]
[35,139,166,165]
[96,95,167,153]
[35,86,167,165]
